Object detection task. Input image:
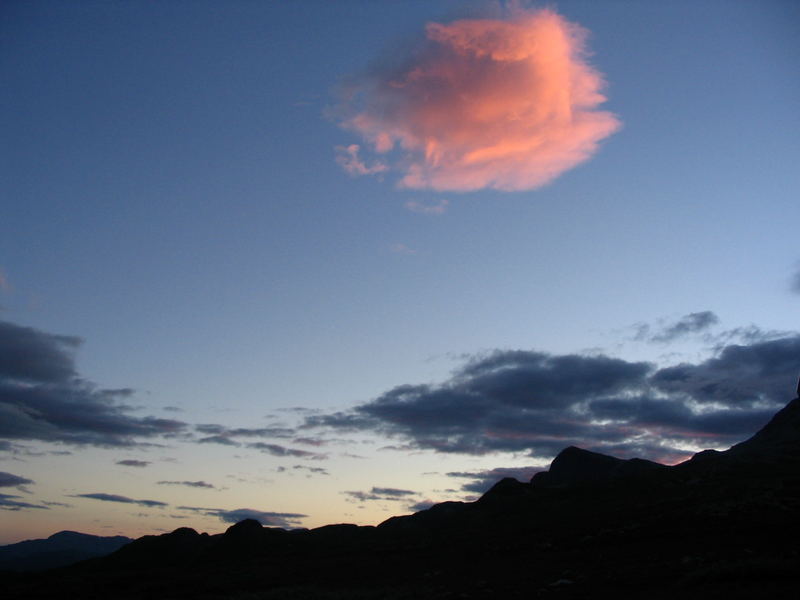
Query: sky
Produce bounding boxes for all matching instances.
[1,0,799,544]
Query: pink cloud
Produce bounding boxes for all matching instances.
[334,144,387,176]
[335,8,620,192]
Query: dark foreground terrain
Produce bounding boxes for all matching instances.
[0,531,131,572]
[4,396,800,599]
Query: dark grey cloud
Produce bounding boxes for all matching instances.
[197,435,240,446]
[291,465,329,476]
[194,424,294,438]
[0,471,33,487]
[72,493,168,508]
[635,311,720,343]
[0,492,49,511]
[157,480,215,489]
[0,442,72,456]
[446,466,543,494]
[304,335,800,462]
[652,335,800,405]
[247,442,326,459]
[116,459,150,468]
[0,320,187,448]
[0,320,81,383]
[196,424,226,435]
[193,425,296,448]
[291,436,350,447]
[176,505,306,528]
[342,487,416,503]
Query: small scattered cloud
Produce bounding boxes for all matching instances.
[0,492,48,511]
[334,144,387,176]
[247,442,326,460]
[342,486,416,503]
[72,492,168,508]
[334,7,619,192]
[157,480,215,489]
[116,459,150,468]
[291,465,329,476]
[163,406,183,413]
[389,243,418,255]
[0,471,33,488]
[194,424,294,438]
[43,500,72,508]
[291,436,332,447]
[0,269,10,293]
[198,435,241,446]
[404,198,449,215]
[634,311,720,343]
[193,425,296,447]
[706,325,791,349]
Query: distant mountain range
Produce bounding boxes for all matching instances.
[4,395,800,598]
[0,531,131,572]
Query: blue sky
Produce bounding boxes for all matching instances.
[1,0,799,544]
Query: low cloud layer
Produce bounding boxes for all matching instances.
[0,492,48,511]
[157,480,215,489]
[277,465,330,477]
[116,460,150,468]
[342,486,416,503]
[0,320,187,448]
[177,505,306,528]
[305,334,800,463]
[72,493,168,508]
[247,442,326,459]
[335,7,619,191]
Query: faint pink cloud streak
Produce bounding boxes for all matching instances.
[405,198,449,215]
[336,8,620,192]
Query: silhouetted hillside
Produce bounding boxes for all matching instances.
[4,393,800,599]
[0,531,131,572]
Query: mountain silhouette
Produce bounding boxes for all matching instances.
[529,445,666,487]
[0,531,131,572]
[4,391,800,599]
